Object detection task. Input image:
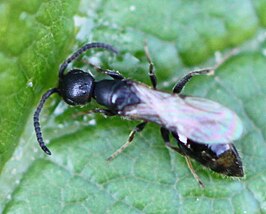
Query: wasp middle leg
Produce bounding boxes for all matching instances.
[172,68,214,94]
[144,42,157,89]
[172,49,239,94]
[107,121,147,161]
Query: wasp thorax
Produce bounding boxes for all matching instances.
[58,69,95,105]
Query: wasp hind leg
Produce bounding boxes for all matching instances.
[160,127,184,153]
[160,127,205,188]
[107,122,147,161]
[184,156,205,188]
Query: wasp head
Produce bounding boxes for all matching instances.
[58,69,95,105]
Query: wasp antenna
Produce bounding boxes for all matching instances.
[33,88,58,155]
[59,42,119,78]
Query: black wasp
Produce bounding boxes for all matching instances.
[34,42,244,187]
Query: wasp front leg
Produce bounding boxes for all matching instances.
[73,108,117,120]
[87,108,117,116]
[83,59,124,80]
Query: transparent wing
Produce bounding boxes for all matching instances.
[170,96,244,144]
[124,83,243,144]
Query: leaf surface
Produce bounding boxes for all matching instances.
[0,0,266,213]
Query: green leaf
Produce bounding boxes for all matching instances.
[1,0,266,213]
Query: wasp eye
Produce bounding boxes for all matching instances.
[58,69,95,105]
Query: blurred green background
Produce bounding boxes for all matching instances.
[0,0,266,213]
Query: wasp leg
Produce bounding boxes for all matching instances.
[172,68,214,94]
[107,122,147,161]
[160,128,205,188]
[184,156,205,188]
[173,49,239,94]
[86,108,116,116]
[160,127,184,154]
[83,59,124,80]
[73,108,117,119]
[144,42,157,89]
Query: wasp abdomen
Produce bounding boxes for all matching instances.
[172,132,243,177]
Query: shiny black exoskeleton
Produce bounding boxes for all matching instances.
[33,42,243,187]
[94,80,140,111]
[172,132,243,177]
[34,43,143,155]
